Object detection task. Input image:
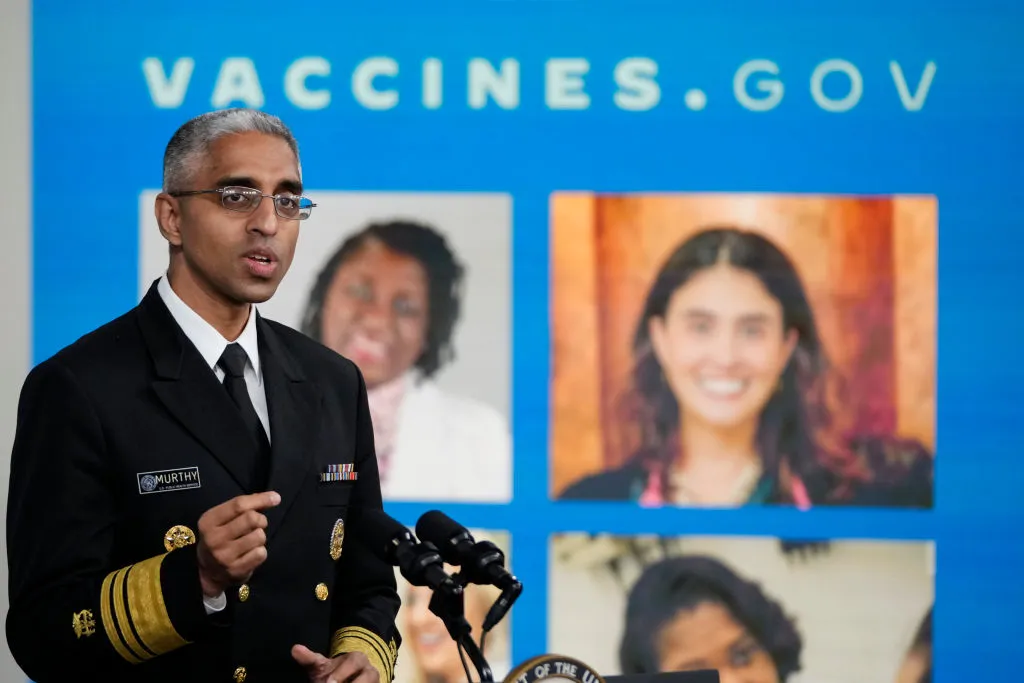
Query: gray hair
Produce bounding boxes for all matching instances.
[162,108,300,193]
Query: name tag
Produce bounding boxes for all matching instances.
[138,467,202,495]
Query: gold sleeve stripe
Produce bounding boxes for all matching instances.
[112,567,154,661]
[121,566,159,657]
[98,554,191,664]
[99,568,143,664]
[334,625,390,669]
[127,554,190,654]
[331,630,391,683]
[331,626,396,682]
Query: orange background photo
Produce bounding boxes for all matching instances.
[549,193,937,497]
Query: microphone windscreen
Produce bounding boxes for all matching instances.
[416,509,463,546]
[356,509,412,564]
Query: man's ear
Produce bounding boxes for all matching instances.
[154,193,183,247]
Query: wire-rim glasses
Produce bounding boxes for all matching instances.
[170,186,316,220]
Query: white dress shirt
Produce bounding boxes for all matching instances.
[156,274,270,614]
[157,275,270,438]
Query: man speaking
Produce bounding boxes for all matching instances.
[5,109,401,683]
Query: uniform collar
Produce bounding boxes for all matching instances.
[157,273,261,379]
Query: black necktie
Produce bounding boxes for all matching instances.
[218,343,271,490]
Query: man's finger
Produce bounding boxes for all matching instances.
[230,544,269,578]
[222,512,269,544]
[208,491,281,525]
[292,644,331,672]
[216,527,267,570]
[229,491,281,518]
[326,654,368,683]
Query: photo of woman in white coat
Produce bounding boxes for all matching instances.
[300,219,511,502]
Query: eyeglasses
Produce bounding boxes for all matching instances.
[170,186,317,220]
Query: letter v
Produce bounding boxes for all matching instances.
[142,57,195,109]
[890,61,936,111]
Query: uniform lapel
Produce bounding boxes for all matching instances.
[136,283,259,492]
[257,317,320,541]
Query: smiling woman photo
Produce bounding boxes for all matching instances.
[558,226,932,508]
[300,219,510,502]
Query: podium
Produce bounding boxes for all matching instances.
[606,672,719,683]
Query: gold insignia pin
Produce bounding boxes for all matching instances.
[72,609,96,638]
[164,524,197,552]
[330,519,345,561]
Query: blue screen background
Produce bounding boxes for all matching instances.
[31,1,1024,679]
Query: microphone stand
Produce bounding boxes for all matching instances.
[427,572,494,683]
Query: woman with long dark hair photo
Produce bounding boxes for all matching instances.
[559,226,932,508]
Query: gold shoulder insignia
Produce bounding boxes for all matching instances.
[72,609,96,638]
[164,524,196,552]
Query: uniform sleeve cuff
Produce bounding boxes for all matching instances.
[331,626,398,682]
[160,543,211,639]
[98,552,193,664]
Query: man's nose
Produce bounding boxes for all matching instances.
[247,196,281,236]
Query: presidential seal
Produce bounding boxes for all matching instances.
[504,655,605,683]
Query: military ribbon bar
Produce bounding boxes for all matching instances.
[320,464,358,482]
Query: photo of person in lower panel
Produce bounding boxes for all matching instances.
[549,534,933,683]
[394,529,512,683]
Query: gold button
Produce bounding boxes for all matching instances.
[315,583,329,601]
[238,584,250,602]
[233,666,247,682]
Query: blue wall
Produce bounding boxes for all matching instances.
[32,1,1024,679]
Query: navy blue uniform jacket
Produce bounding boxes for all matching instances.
[6,283,402,683]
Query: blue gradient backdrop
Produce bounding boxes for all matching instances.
[31,1,1024,680]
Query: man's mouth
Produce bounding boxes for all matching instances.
[243,249,279,278]
[244,248,276,263]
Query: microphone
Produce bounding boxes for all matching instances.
[416,510,523,631]
[354,509,494,682]
[355,509,462,595]
[416,510,519,591]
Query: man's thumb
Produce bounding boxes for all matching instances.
[292,644,327,669]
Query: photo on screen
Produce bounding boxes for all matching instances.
[549,534,934,683]
[393,528,513,683]
[138,190,513,503]
[550,192,936,509]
